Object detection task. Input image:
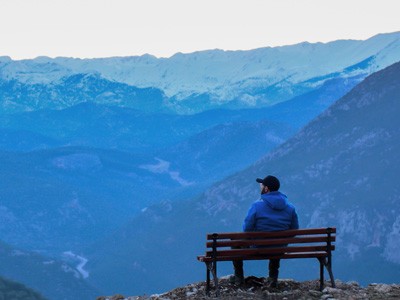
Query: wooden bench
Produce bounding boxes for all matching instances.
[197,227,336,294]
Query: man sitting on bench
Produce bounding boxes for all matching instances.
[230,175,299,287]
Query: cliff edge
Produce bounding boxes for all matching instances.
[98,276,400,299]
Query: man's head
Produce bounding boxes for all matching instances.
[256,175,280,194]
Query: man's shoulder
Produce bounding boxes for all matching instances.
[286,201,297,212]
[248,199,264,210]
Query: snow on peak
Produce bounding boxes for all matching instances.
[1,32,400,102]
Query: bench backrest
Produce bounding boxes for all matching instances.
[204,227,336,261]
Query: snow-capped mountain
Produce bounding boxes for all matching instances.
[0,73,167,114]
[1,32,400,113]
[86,61,400,296]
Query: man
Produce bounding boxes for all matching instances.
[230,175,299,287]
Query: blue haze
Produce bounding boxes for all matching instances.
[1,33,400,298]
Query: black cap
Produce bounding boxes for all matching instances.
[256,175,280,191]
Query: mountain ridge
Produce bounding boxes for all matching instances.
[1,32,400,113]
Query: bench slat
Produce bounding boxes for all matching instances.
[206,236,336,248]
[206,228,336,240]
[205,245,335,257]
[198,251,329,262]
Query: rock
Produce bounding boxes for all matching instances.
[323,287,340,293]
[372,283,392,293]
[308,290,322,297]
[111,295,125,300]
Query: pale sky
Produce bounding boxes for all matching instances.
[1,0,400,60]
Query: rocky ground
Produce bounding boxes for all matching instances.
[97,276,400,300]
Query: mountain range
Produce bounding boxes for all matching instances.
[85,61,400,296]
[1,32,400,299]
[0,74,360,256]
[1,32,400,113]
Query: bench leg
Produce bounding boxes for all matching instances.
[318,257,336,290]
[206,262,211,295]
[318,258,324,291]
[325,260,336,288]
[205,262,219,296]
[212,261,219,296]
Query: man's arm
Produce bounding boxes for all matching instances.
[242,204,257,232]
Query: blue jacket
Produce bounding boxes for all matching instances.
[243,191,299,232]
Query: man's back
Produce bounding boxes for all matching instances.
[243,191,299,232]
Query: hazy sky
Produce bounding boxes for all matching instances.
[1,0,399,59]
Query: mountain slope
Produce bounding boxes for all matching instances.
[0,146,194,254]
[0,276,47,300]
[157,119,295,185]
[0,128,61,151]
[0,240,98,300]
[86,61,400,295]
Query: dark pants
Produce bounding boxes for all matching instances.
[233,258,280,279]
